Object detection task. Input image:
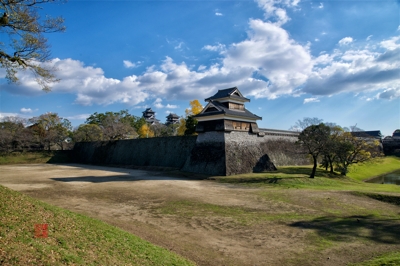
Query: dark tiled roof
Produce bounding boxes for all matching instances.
[195,100,261,120]
[351,131,382,138]
[205,87,250,102]
[143,108,155,114]
[166,113,179,118]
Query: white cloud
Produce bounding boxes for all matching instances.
[0,112,20,119]
[123,60,140,68]
[215,12,223,16]
[318,3,323,9]
[153,98,164,108]
[304,38,400,99]
[338,37,353,46]
[366,35,373,41]
[377,88,400,100]
[222,19,312,98]
[303,97,320,104]
[152,98,178,109]
[166,104,178,109]
[255,0,300,25]
[175,42,183,50]
[65,114,92,120]
[20,108,34,113]
[202,43,226,52]
[380,36,400,50]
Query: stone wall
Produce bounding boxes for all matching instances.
[181,131,308,176]
[72,130,308,176]
[72,136,197,169]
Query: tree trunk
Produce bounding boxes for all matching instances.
[310,155,317,178]
[341,166,347,176]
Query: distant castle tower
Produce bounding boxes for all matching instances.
[142,108,159,124]
[166,113,180,125]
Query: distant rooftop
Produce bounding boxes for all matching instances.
[351,130,382,138]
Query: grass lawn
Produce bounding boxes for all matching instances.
[212,156,400,265]
[0,151,72,165]
[0,185,194,265]
[347,156,400,181]
[214,156,400,192]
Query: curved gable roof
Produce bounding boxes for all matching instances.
[205,87,250,102]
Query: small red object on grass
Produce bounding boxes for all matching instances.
[34,224,48,238]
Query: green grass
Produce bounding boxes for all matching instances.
[350,251,400,266]
[213,157,400,193]
[0,185,194,266]
[347,156,400,181]
[0,151,72,165]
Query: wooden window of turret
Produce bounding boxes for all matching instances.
[232,121,250,131]
[229,103,244,111]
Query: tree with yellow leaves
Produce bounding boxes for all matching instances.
[185,100,203,116]
[138,124,155,138]
[177,118,186,136]
[178,100,203,136]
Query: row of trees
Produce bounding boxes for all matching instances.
[297,122,382,178]
[0,101,203,153]
[0,113,72,152]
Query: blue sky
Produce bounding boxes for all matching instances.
[0,0,399,136]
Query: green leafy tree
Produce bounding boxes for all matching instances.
[73,124,103,142]
[184,116,198,136]
[1,0,66,91]
[29,113,72,150]
[320,125,344,173]
[297,123,331,178]
[85,110,138,140]
[334,132,382,175]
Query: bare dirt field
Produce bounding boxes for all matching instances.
[1,164,399,266]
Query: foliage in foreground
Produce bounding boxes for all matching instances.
[350,251,400,266]
[0,185,194,266]
[0,151,72,165]
[1,0,65,91]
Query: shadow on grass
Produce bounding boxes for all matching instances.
[51,169,207,183]
[51,175,192,183]
[354,192,400,206]
[290,214,400,244]
[218,177,283,184]
[277,167,342,178]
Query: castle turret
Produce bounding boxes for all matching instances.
[194,87,261,133]
[166,113,180,125]
[142,108,159,124]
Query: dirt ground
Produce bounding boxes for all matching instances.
[1,164,399,266]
